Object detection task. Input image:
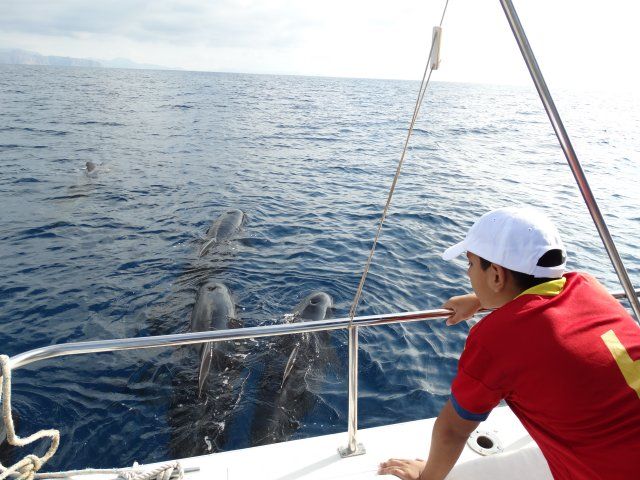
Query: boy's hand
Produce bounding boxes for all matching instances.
[442,293,481,325]
[378,459,426,479]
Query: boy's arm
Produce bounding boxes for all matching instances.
[421,400,480,478]
[378,400,479,480]
[443,293,481,325]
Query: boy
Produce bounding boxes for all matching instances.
[379,205,640,479]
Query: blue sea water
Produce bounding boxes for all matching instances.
[0,65,639,469]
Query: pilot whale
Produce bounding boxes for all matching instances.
[166,214,246,456]
[280,292,333,388]
[168,282,246,457]
[250,291,334,446]
[190,281,237,396]
[199,209,246,257]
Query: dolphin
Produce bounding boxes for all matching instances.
[199,209,246,257]
[190,281,237,397]
[251,291,334,446]
[85,161,97,175]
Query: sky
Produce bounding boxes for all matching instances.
[2,0,640,89]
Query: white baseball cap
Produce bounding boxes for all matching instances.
[442,206,566,278]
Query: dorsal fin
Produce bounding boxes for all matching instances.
[198,343,213,398]
[281,344,300,388]
[199,237,217,257]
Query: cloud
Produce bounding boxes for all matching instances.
[4,0,638,88]
[2,1,148,36]
[1,0,317,48]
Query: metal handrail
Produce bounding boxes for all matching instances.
[8,308,452,370]
[9,289,637,370]
[5,288,639,455]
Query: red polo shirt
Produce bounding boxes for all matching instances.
[450,272,640,479]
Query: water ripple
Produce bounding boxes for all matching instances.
[0,65,638,470]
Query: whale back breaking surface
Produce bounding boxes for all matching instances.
[190,282,235,332]
[199,209,246,257]
[291,291,332,322]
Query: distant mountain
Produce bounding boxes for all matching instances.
[97,57,170,70]
[0,49,174,71]
[0,48,100,67]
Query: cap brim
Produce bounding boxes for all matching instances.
[442,241,466,261]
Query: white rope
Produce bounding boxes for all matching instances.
[28,462,185,480]
[0,355,184,480]
[116,461,184,480]
[0,355,60,480]
[348,0,451,325]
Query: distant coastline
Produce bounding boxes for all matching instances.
[0,48,174,70]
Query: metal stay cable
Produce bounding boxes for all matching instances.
[348,0,450,325]
[498,0,640,323]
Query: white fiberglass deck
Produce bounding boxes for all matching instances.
[70,405,551,480]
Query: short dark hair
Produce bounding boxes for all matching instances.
[478,249,565,291]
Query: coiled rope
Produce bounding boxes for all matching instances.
[25,461,185,480]
[348,0,451,325]
[0,355,59,480]
[0,355,184,480]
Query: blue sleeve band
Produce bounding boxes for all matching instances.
[450,394,491,422]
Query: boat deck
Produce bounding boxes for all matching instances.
[70,405,550,480]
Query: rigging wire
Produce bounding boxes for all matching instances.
[348,0,451,325]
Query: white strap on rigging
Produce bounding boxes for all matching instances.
[430,27,443,70]
[348,0,450,325]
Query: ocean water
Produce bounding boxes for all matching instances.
[0,65,639,470]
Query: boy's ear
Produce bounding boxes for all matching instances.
[488,263,508,292]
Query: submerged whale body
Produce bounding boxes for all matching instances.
[190,281,237,396]
[199,209,246,257]
[250,291,334,446]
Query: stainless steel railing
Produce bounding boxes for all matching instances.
[6,289,639,456]
[8,308,453,370]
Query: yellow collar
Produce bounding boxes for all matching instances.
[515,277,566,299]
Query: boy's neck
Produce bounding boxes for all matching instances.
[491,285,523,309]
